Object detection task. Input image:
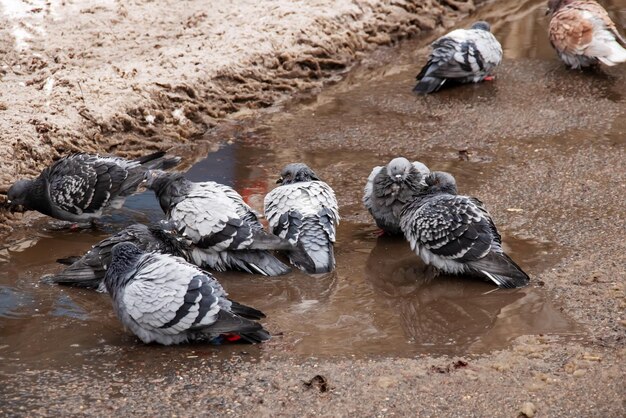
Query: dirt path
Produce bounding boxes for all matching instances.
[0,0,482,233]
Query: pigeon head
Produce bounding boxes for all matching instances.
[149,221,192,257]
[424,171,458,195]
[470,21,491,32]
[144,169,170,190]
[276,163,320,185]
[386,157,414,183]
[144,170,187,211]
[104,242,144,294]
[546,0,572,14]
[7,179,34,206]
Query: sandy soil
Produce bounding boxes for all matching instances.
[0,0,482,233]
[1,0,625,417]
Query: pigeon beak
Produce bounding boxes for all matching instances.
[276,177,283,184]
[545,7,550,15]
[394,174,402,180]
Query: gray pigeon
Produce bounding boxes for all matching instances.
[43,221,191,292]
[400,171,530,288]
[7,151,180,223]
[363,157,430,235]
[145,171,292,276]
[104,242,270,345]
[264,163,340,274]
[414,21,503,94]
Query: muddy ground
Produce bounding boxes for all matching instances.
[1,0,626,417]
[0,0,482,232]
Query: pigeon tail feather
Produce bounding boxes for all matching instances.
[42,269,102,290]
[136,151,181,171]
[248,230,294,251]
[469,251,530,288]
[288,241,335,274]
[224,250,291,276]
[56,256,80,265]
[228,300,266,320]
[414,76,445,94]
[596,41,626,66]
[238,328,271,343]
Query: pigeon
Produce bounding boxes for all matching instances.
[43,221,191,292]
[6,151,180,224]
[145,170,292,276]
[547,0,626,68]
[413,21,503,94]
[363,157,430,235]
[400,171,530,288]
[264,163,340,274]
[104,242,270,345]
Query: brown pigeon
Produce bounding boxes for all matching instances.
[547,0,626,68]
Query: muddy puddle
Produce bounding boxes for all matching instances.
[3,0,623,373]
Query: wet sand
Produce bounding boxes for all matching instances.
[1,0,626,416]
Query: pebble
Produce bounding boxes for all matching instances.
[519,402,536,418]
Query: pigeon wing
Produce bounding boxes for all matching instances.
[170,183,255,251]
[406,195,493,262]
[123,254,225,334]
[549,6,595,56]
[363,166,383,212]
[265,181,339,245]
[46,154,138,215]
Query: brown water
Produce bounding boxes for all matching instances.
[3,0,624,372]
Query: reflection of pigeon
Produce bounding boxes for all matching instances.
[104,242,270,345]
[400,171,530,288]
[44,222,190,292]
[363,157,430,235]
[414,21,502,94]
[146,171,291,276]
[7,152,180,223]
[264,163,340,274]
[548,0,626,68]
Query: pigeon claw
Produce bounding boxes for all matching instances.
[484,75,495,81]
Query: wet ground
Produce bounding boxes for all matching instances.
[1,0,625,416]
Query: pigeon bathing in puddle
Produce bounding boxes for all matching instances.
[547,0,626,68]
[6,151,180,225]
[264,163,340,274]
[414,21,503,94]
[363,157,430,235]
[145,170,292,276]
[44,221,191,292]
[400,171,530,288]
[104,242,270,345]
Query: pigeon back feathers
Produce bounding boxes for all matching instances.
[414,21,502,94]
[400,172,529,288]
[7,151,180,222]
[104,243,270,345]
[265,166,340,274]
[548,0,626,68]
[146,172,291,276]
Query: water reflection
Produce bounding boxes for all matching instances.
[365,235,576,354]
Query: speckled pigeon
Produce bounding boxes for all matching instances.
[363,157,430,235]
[104,242,270,345]
[547,0,626,68]
[414,21,502,94]
[264,163,340,274]
[400,171,530,288]
[44,221,191,292]
[146,171,292,276]
[7,151,180,223]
